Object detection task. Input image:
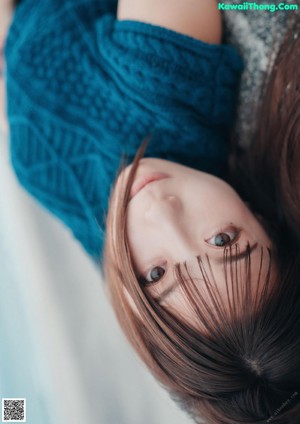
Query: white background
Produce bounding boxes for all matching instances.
[0,133,194,424]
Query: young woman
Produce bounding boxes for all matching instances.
[3,0,300,422]
[104,13,300,424]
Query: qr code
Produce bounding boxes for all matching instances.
[2,399,26,422]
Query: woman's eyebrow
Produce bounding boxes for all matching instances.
[154,282,179,304]
[154,243,259,303]
[214,242,258,264]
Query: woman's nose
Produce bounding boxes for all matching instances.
[144,195,195,256]
[144,195,183,222]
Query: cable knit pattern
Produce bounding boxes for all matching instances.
[5,0,243,262]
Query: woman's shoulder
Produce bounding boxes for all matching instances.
[5,0,117,59]
[4,0,118,128]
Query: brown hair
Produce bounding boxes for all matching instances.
[104,18,300,424]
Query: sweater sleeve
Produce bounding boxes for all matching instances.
[5,0,119,261]
[5,0,243,261]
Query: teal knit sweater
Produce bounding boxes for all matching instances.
[5,0,243,261]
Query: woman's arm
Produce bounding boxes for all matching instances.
[117,0,222,44]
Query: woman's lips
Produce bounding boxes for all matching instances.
[130,173,169,200]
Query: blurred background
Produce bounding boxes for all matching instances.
[0,132,194,424]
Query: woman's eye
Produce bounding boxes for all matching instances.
[139,265,166,286]
[206,230,239,247]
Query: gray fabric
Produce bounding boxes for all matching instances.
[223,1,299,148]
